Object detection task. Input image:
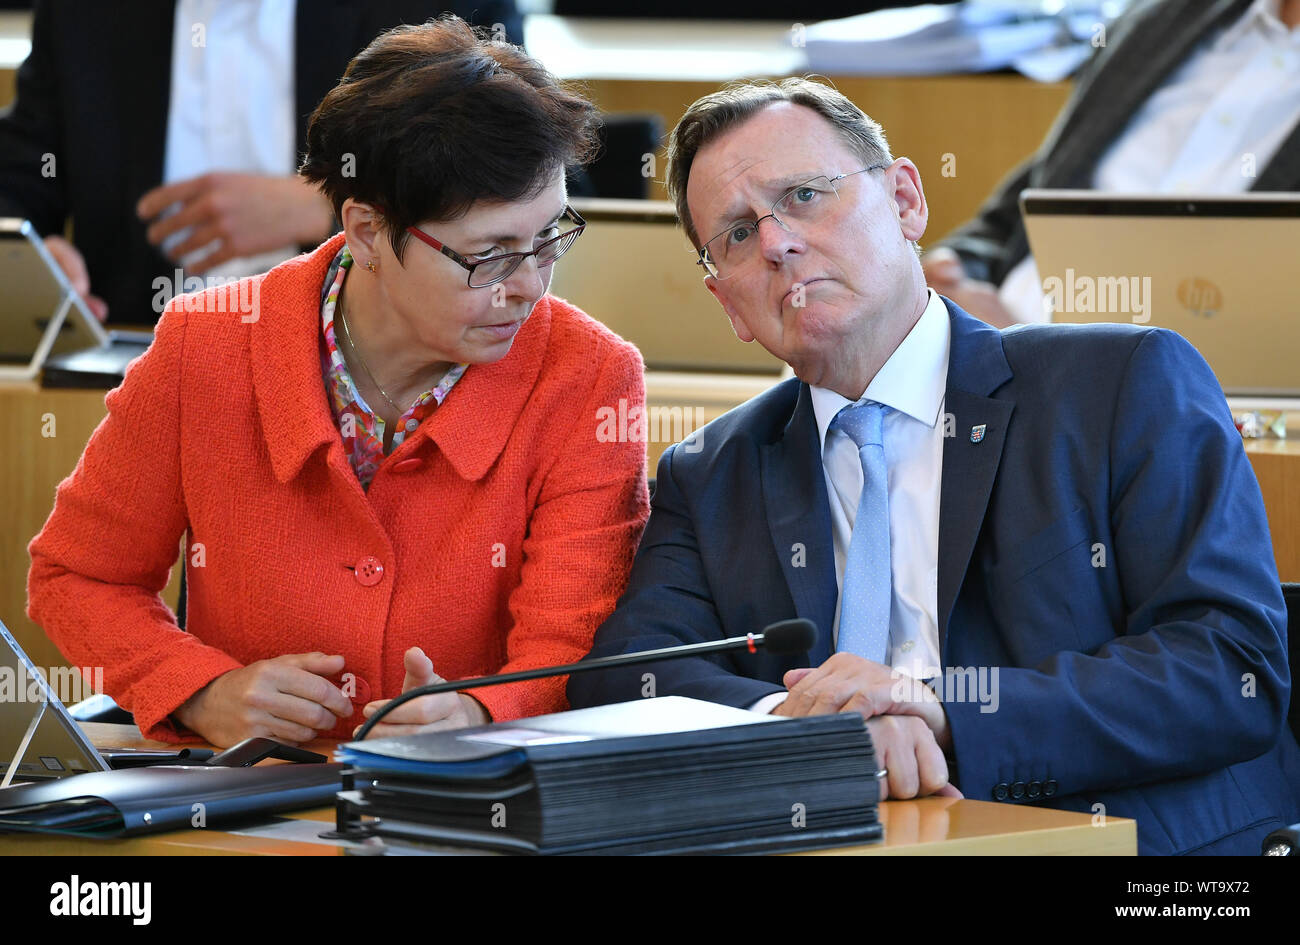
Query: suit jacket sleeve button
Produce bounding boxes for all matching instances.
[1043,779,1059,797]
[354,555,385,586]
[992,782,1010,801]
[1011,780,1026,800]
[1027,780,1042,799]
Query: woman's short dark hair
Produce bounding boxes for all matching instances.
[300,16,600,262]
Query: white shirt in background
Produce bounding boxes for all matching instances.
[1000,0,1300,325]
[163,0,298,282]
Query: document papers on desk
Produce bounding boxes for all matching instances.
[800,1,1130,81]
[335,696,882,855]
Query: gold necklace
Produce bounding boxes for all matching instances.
[336,297,404,414]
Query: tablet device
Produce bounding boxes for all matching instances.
[0,617,110,785]
[0,218,108,381]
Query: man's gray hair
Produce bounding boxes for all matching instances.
[665,77,894,248]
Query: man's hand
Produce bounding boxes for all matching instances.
[44,235,108,322]
[174,652,353,748]
[922,247,1018,329]
[772,651,952,753]
[137,172,334,275]
[866,715,962,801]
[356,647,491,739]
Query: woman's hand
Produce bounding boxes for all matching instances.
[356,646,491,739]
[174,652,354,747]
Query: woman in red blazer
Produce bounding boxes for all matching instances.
[26,18,649,747]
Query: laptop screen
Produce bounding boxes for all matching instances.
[1021,190,1300,397]
[550,199,783,375]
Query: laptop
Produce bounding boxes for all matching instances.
[0,618,207,786]
[552,199,783,375]
[1020,190,1300,397]
[0,218,151,385]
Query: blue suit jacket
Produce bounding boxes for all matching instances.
[569,300,1300,855]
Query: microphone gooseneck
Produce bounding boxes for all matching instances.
[352,618,818,740]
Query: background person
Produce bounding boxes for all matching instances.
[923,0,1300,326]
[0,0,522,323]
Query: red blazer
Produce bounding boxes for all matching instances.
[28,234,649,741]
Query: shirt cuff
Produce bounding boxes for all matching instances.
[749,692,789,715]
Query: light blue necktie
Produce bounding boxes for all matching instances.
[832,401,891,663]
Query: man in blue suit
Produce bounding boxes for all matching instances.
[567,78,1300,855]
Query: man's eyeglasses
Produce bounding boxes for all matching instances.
[406,205,586,288]
[696,166,888,280]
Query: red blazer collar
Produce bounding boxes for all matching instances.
[250,233,550,484]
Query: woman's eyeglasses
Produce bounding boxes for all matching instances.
[405,205,587,288]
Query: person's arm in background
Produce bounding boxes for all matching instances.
[924,156,1035,296]
[130,0,528,277]
[0,0,108,319]
[922,0,1166,326]
[26,301,353,746]
[135,173,334,276]
[922,154,1034,328]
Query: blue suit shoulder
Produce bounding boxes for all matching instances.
[997,320,1204,385]
[987,321,1226,434]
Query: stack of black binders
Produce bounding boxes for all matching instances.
[334,696,881,855]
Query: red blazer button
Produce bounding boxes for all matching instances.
[345,676,372,704]
[391,459,422,473]
[354,556,384,586]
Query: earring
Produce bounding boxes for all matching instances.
[365,259,377,273]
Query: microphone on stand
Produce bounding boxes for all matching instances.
[353,618,817,740]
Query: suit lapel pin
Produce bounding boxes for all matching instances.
[970,424,987,443]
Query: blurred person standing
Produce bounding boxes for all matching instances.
[0,0,522,324]
[923,0,1300,326]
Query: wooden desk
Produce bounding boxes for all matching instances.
[1243,438,1300,585]
[0,723,1134,856]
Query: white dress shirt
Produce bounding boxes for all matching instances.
[1001,0,1300,324]
[162,0,298,280]
[750,289,950,714]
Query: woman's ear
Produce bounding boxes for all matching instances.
[340,199,384,264]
